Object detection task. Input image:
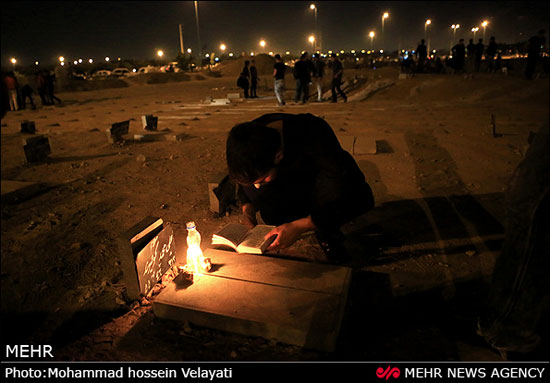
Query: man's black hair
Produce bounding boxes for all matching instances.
[226,121,282,184]
[275,54,281,60]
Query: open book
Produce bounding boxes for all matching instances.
[211,223,276,254]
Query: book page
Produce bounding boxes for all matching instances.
[211,223,250,250]
[237,225,276,254]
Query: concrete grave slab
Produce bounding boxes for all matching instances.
[141,115,158,131]
[20,120,36,134]
[207,173,237,216]
[353,136,377,155]
[22,135,51,163]
[153,249,352,352]
[337,135,355,154]
[116,217,179,300]
[106,120,130,143]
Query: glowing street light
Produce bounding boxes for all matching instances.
[220,43,226,52]
[187,48,192,54]
[59,56,65,63]
[308,35,315,51]
[481,20,489,41]
[10,57,16,70]
[382,12,389,48]
[105,56,110,62]
[369,31,375,49]
[157,50,164,58]
[259,39,266,52]
[471,27,479,40]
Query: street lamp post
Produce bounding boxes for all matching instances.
[194,1,202,64]
[481,20,488,41]
[308,35,315,52]
[382,12,389,50]
[369,31,375,49]
[450,24,460,53]
[259,39,266,53]
[425,19,432,53]
[309,4,318,52]
[10,58,16,71]
[471,27,479,41]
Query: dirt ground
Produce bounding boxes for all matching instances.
[1,65,548,361]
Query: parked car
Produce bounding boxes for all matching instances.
[137,66,159,74]
[93,70,111,79]
[111,68,131,77]
[160,62,182,73]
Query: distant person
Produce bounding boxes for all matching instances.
[46,71,61,104]
[415,39,428,73]
[20,84,36,110]
[293,52,313,104]
[435,56,444,74]
[312,54,325,102]
[36,71,50,105]
[250,59,259,98]
[237,60,251,98]
[452,39,466,73]
[466,38,477,75]
[495,53,503,73]
[486,36,498,72]
[474,38,485,72]
[525,29,546,80]
[330,53,347,103]
[273,54,286,106]
[4,72,19,111]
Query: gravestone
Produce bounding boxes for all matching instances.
[208,173,237,216]
[20,120,36,134]
[116,216,178,300]
[153,249,352,352]
[141,115,158,131]
[106,120,130,143]
[22,135,51,163]
[353,136,377,155]
[337,135,355,154]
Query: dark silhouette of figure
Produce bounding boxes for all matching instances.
[525,29,546,80]
[46,71,61,104]
[238,60,251,98]
[36,71,50,105]
[330,53,347,103]
[415,39,428,73]
[312,54,325,102]
[474,38,484,72]
[20,84,36,110]
[273,54,286,106]
[495,53,503,73]
[250,59,258,98]
[486,36,498,72]
[478,122,549,360]
[452,39,466,73]
[293,52,313,104]
[4,72,20,111]
[466,38,476,74]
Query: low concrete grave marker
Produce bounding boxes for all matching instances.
[22,135,51,163]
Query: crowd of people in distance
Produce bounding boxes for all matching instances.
[400,29,547,79]
[237,51,348,106]
[1,70,61,112]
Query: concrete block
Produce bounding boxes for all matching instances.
[141,115,158,131]
[153,249,352,352]
[106,120,130,143]
[208,173,236,216]
[337,135,355,154]
[353,136,377,155]
[211,98,231,105]
[116,216,170,300]
[22,135,51,163]
[20,120,36,134]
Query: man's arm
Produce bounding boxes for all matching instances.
[265,215,316,251]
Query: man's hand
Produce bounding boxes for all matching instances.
[241,203,257,228]
[266,216,316,251]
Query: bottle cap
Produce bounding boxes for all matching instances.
[186,221,196,230]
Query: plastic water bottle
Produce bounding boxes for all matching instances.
[186,221,201,248]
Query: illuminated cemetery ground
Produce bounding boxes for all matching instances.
[1,60,548,361]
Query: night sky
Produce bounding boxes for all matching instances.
[1,1,548,66]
